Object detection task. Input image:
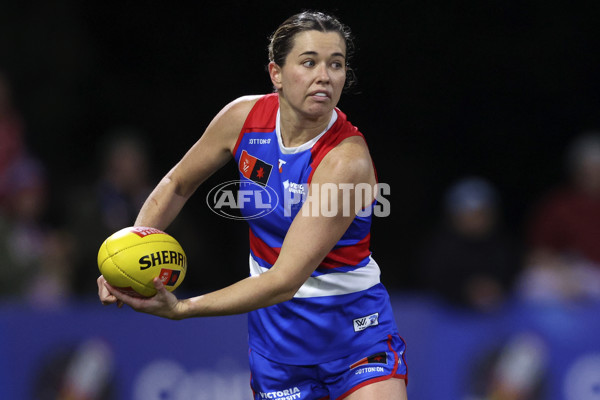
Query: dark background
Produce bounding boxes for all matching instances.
[1,0,599,291]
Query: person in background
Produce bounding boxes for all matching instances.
[0,155,74,307]
[519,131,600,302]
[68,126,211,296]
[419,177,520,311]
[0,71,74,307]
[67,128,155,295]
[0,70,25,210]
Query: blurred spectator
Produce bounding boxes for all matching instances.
[0,70,25,209]
[95,128,154,233]
[519,131,600,302]
[0,71,75,307]
[27,229,76,308]
[419,177,521,311]
[33,338,116,400]
[0,155,74,306]
[67,126,231,296]
[467,331,548,400]
[67,127,156,295]
[0,157,47,297]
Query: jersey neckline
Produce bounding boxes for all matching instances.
[275,108,338,155]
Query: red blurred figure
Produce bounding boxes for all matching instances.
[0,70,25,209]
[520,132,600,302]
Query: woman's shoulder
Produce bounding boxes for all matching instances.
[207,95,268,138]
[309,135,373,187]
[220,95,266,120]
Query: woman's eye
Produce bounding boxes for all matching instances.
[302,60,315,67]
[331,61,344,69]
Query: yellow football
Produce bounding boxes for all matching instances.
[97,226,187,297]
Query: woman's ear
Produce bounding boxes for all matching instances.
[268,61,283,90]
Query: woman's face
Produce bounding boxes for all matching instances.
[270,30,347,120]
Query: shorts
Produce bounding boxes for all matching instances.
[249,334,407,400]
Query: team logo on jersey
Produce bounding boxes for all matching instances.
[239,150,273,186]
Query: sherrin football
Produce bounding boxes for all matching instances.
[97,226,187,297]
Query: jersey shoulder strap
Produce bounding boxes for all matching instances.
[233,94,278,156]
[308,108,366,183]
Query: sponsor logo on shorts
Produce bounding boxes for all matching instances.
[353,312,379,332]
[350,351,388,370]
[257,386,301,399]
[354,366,385,375]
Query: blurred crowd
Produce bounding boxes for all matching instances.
[1,69,600,315]
[418,130,600,311]
[0,70,73,308]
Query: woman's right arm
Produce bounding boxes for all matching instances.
[98,95,261,305]
[134,95,261,229]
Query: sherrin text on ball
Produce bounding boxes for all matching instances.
[97,226,187,297]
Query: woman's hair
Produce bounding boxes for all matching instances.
[268,11,357,90]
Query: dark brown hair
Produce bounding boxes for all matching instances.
[268,11,357,90]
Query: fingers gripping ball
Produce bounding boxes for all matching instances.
[98,226,187,297]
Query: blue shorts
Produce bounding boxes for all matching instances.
[249,334,407,400]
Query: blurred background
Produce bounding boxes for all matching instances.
[1,0,600,399]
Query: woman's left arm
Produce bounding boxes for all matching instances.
[104,136,377,319]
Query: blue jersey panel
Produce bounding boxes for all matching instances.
[248,283,398,365]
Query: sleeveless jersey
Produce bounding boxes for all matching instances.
[233,93,398,364]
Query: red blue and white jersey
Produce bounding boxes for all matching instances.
[233,93,398,364]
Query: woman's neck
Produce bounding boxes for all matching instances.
[278,98,333,148]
